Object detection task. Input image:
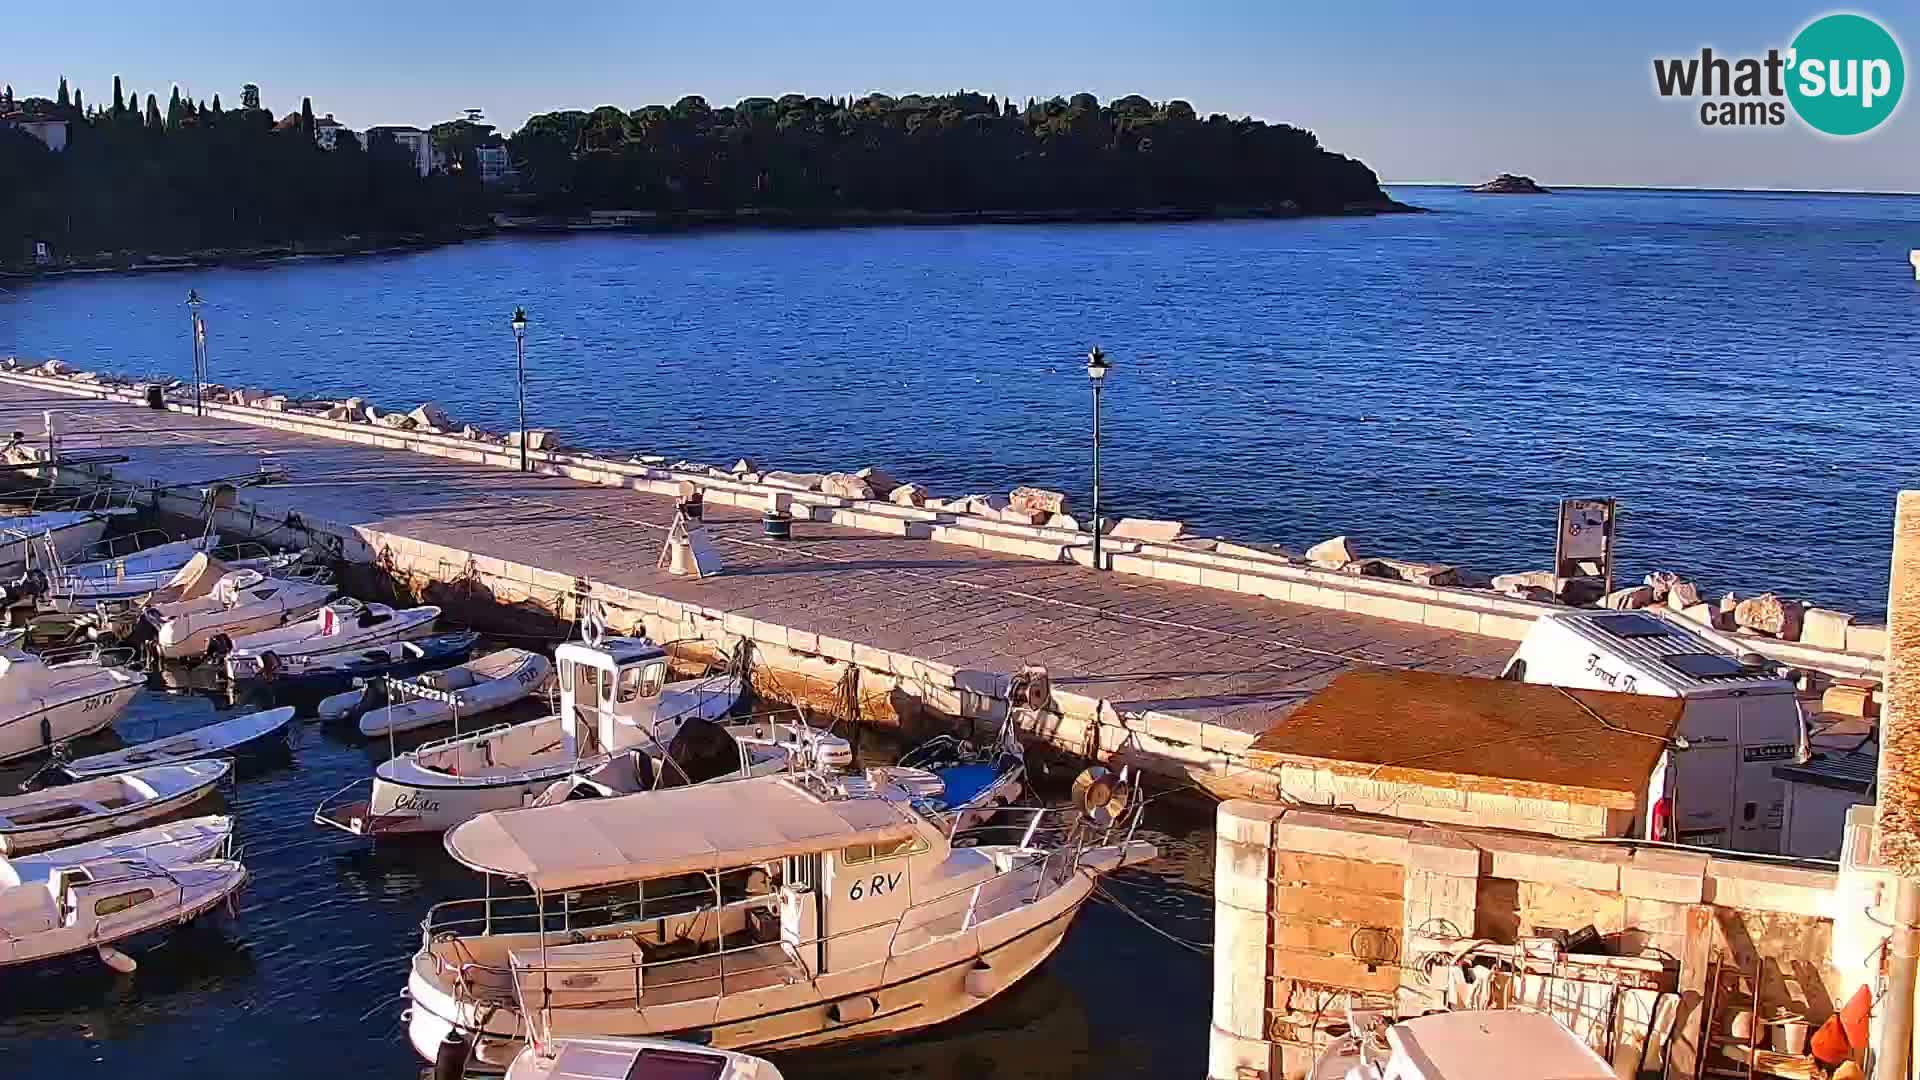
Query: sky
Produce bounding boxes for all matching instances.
[3,1,1916,191]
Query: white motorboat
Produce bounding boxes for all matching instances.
[505,1036,783,1080]
[0,508,128,576]
[64,534,220,580]
[357,648,553,737]
[1309,1010,1614,1080]
[220,601,441,680]
[145,568,336,660]
[0,834,245,969]
[58,706,296,780]
[407,765,1156,1070]
[0,759,230,854]
[0,645,143,763]
[1,815,233,882]
[315,636,787,839]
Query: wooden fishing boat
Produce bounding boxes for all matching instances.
[58,706,297,780]
[0,759,230,854]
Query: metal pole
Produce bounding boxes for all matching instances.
[1091,378,1102,571]
[186,291,204,417]
[514,328,528,473]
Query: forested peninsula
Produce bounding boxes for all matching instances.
[1,82,1403,271]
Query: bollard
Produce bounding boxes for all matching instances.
[763,510,793,540]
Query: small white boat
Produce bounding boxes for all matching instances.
[505,1036,783,1080]
[220,601,441,680]
[59,706,296,780]
[0,838,246,969]
[0,759,230,854]
[316,637,778,838]
[65,534,220,580]
[1310,1009,1614,1080]
[0,509,126,576]
[0,646,144,763]
[358,648,553,737]
[146,568,336,660]
[2,815,234,882]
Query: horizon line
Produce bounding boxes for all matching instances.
[1385,180,1920,197]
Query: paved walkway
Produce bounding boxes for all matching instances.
[0,381,1512,735]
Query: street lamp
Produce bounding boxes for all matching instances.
[1086,346,1112,570]
[510,307,529,472]
[185,289,206,416]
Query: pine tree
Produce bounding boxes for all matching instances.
[300,96,315,137]
[112,75,124,114]
[56,77,69,108]
[167,86,182,128]
[145,94,161,129]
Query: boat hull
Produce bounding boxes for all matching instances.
[408,872,1094,1070]
[0,760,229,854]
[60,706,297,779]
[0,860,246,968]
[0,679,142,764]
[320,751,646,838]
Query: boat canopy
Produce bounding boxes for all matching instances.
[445,775,920,891]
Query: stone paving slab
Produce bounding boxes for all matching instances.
[0,382,1514,736]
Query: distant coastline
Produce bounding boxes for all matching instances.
[1387,180,1920,197]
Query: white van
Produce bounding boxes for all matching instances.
[1501,611,1803,853]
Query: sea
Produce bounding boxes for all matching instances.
[0,184,1916,1077]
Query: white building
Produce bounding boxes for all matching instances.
[313,113,353,151]
[474,144,512,186]
[5,117,68,152]
[363,125,434,176]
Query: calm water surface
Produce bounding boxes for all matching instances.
[0,678,1215,1078]
[3,187,1918,614]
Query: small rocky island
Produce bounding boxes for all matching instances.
[1467,173,1550,194]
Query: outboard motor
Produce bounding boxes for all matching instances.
[658,717,742,787]
[0,568,48,609]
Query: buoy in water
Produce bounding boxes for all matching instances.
[97,944,137,973]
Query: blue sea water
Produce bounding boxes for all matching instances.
[3,185,1918,614]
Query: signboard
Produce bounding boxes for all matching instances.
[1554,497,1619,592]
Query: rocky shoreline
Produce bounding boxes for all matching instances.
[0,355,1885,660]
[1467,173,1550,194]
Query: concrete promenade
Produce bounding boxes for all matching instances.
[0,373,1536,792]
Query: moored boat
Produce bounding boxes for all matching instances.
[0,833,245,970]
[355,646,551,737]
[0,645,143,764]
[0,508,129,577]
[246,631,483,700]
[314,635,776,839]
[0,814,233,882]
[0,759,230,854]
[505,1035,783,1080]
[57,705,297,780]
[145,568,337,660]
[406,764,1155,1070]
[219,600,442,680]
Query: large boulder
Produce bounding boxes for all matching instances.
[1108,517,1185,543]
[853,466,901,494]
[39,359,69,376]
[1304,536,1356,569]
[1009,486,1070,516]
[408,402,453,429]
[508,429,563,450]
[764,471,824,492]
[889,483,928,508]
[1368,559,1461,586]
[730,458,757,476]
[1800,607,1854,651]
[1643,571,1680,601]
[1602,585,1657,610]
[1667,581,1702,609]
[820,472,876,500]
[375,410,418,430]
[234,387,268,407]
[261,395,290,412]
[1046,513,1081,532]
[1492,570,1556,596]
[1676,601,1731,630]
[1734,593,1803,640]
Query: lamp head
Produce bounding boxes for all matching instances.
[510,307,528,335]
[1086,345,1111,382]
[186,289,203,307]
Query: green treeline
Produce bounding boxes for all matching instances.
[510,91,1391,214]
[1,81,1394,266]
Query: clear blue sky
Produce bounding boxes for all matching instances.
[5,1,1915,190]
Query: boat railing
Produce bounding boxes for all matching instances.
[409,719,524,756]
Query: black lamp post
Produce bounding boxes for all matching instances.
[1086,345,1112,570]
[185,289,206,416]
[510,306,529,472]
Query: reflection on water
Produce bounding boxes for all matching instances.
[0,674,1216,1077]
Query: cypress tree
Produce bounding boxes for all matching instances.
[72,88,83,114]
[167,86,182,128]
[56,77,69,108]
[300,96,315,137]
[145,94,161,129]
[211,93,222,114]
[112,75,124,114]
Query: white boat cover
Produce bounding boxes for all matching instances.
[446,775,918,891]
[162,553,233,602]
